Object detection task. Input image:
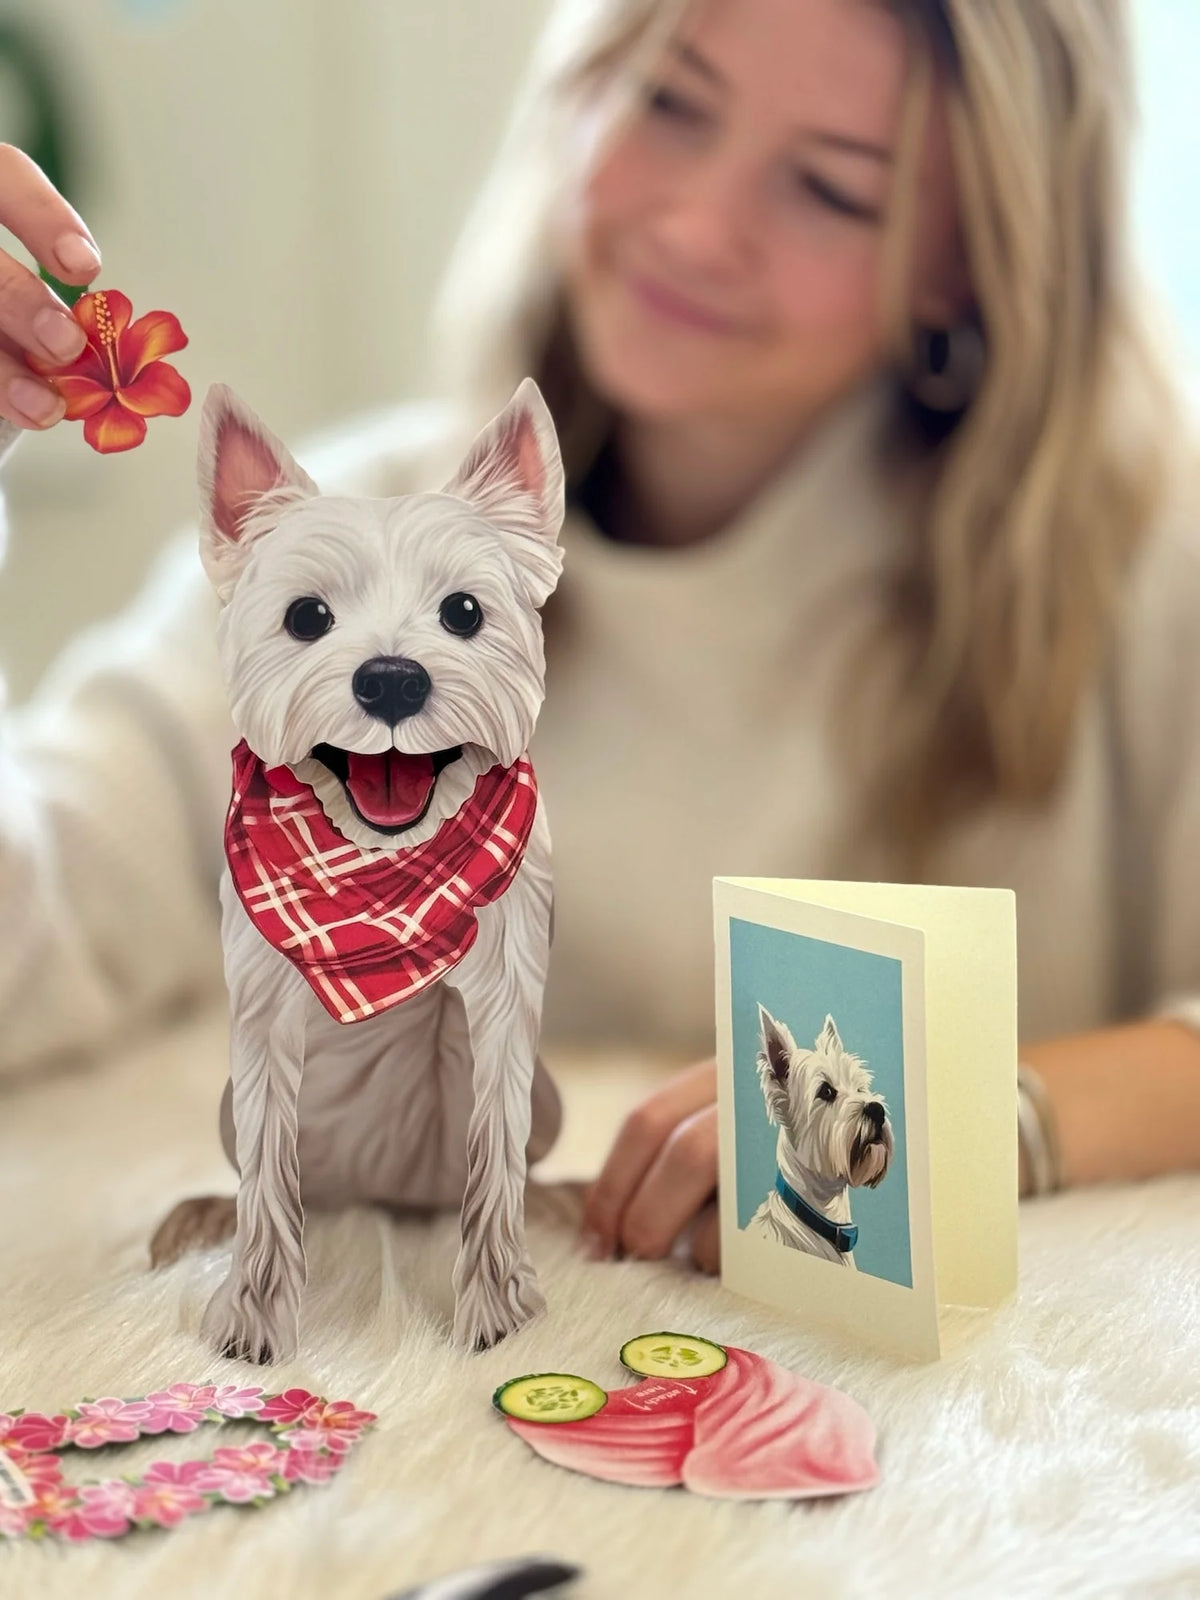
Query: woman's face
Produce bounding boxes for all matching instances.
[564,0,969,432]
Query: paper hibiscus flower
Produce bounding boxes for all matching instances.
[26,288,191,454]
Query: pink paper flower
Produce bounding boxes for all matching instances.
[281,1447,341,1485]
[190,1442,282,1504]
[47,1480,134,1541]
[283,1400,377,1455]
[209,1384,265,1418]
[133,1473,208,1528]
[67,1397,155,1449]
[143,1384,215,1434]
[209,1442,283,1474]
[31,1481,80,1523]
[0,1501,34,1539]
[0,1411,69,1451]
[258,1388,321,1426]
[19,1452,66,1493]
[144,1458,211,1490]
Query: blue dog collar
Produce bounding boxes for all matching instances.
[774,1172,858,1253]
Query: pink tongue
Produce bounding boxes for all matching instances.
[345,750,436,828]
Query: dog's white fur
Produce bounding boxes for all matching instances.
[749,1005,894,1268]
[193,377,565,1362]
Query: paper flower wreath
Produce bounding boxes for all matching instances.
[26,288,191,454]
[0,1384,375,1542]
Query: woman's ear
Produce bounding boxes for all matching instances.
[907,68,975,332]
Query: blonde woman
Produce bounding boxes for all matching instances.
[0,0,1197,1277]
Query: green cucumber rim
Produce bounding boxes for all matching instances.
[492,1372,609,1420]
[618,1331,729,1376]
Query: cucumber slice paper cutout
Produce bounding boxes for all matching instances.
[619,1333,728,1380]
[493,1375,608,1425]
[494,1338,878,1501]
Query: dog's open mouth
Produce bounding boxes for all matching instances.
[311,743,462,834]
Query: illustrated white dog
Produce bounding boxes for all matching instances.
[152,378,566,1362]
[749,1005,894,1267]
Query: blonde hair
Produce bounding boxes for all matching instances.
[433,0,1183,864]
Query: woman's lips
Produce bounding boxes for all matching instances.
[625,271,740,336]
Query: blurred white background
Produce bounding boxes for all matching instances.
[0,0,1193,702]
[0,0,551,698]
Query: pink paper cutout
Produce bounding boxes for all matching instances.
[0,1384,375,1543]
[502,1343,878,1500]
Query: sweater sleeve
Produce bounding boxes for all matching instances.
[0,531,231,1079]
[0,401,452,1081]
[1108,444,1200,1033]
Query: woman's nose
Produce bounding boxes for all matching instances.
[649,156,756,276]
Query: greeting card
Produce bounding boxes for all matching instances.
[714,878,1018,1361]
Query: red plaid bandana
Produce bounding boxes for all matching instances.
[224,740,538,1024]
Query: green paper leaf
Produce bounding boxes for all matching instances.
[38,265,86,308]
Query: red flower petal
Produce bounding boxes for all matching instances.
[118,361,191,419]
[26,346,109,387]
[53,374,115,420]
[119,309,189,384]
[83,400,147,454]
[74,289,132,353]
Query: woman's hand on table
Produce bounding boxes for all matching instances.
[0,144,100,430]
[578,1057,721,1274]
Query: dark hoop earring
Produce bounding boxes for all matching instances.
[908,319,986,413]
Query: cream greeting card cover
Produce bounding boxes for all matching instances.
[714,878,1018,1361]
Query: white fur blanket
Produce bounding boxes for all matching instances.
[2,1004,1198,1599]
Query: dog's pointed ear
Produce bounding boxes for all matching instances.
[442,377,565,608]
[757,1004,796,1084]
[817,1014,844,1056]
[198,384,318,604]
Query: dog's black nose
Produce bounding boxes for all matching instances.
[352,656,431,725]
[863,1101,886,1132]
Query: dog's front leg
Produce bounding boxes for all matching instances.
[201,892,311,1365]
[447,845,552,1352]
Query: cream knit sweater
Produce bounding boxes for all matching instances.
[0,383,1197,1077]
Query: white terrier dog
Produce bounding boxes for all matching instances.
[156,378,566,1362]
[749,1005,894,1268]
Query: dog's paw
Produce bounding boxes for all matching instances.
[219,1333,277,1367]
[452,1268,546,1354]
[149,1195,238,1269]
[200,1275,296,1368]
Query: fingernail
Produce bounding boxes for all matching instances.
[578,1230,611,1261]
[8,377,65,427]
[54,232,101,278]
[33,306,85,363]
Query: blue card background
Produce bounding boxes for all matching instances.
[729,916,912,1288]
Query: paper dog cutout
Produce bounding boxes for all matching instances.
[181,378,565,1362]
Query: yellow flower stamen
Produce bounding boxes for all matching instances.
[92,291,121,390]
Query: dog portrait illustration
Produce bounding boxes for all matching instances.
[749,1004,894,1269]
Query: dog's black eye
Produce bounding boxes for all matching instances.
[816,1081,837,1104]
[284,597,335,641]
[439,592,483,638]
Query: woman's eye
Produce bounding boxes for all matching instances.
[792,170,882,224]
[284,597,335,641]
[439,592,484,638]
[816,1081,838,1103]
[644,83,707,126]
